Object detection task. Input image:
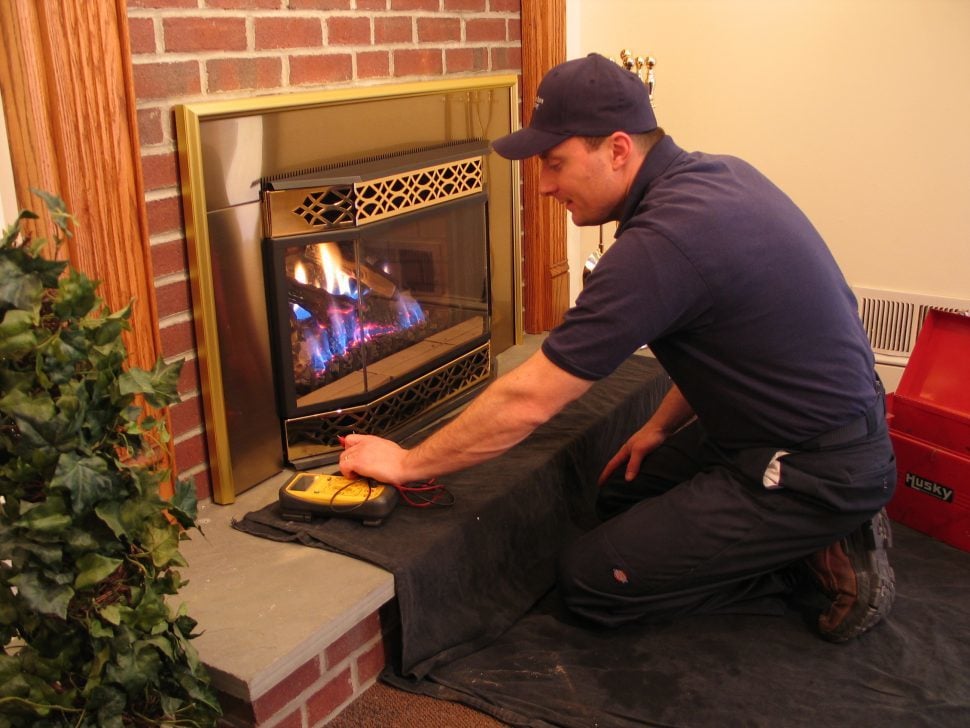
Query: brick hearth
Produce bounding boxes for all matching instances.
[178,336,542,727]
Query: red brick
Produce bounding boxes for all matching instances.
[324,612,381,668]
[356,0,387,9]
[133,60,201,100]
[306,669,354,725]
[128,0,196,7]
[328,16,371,45]
[507,18,521,41]
[490,45,521,70]
[173,431,209,477]
[146,195,183,237]
[141,151,179,192]
[185,468,211,502]
[207,0,280,8]
[254,17,323,50]
[289,0,351,8]
[252,657,322,724]
[416,17,461,43]
[374,16,412,44]
[137,107,165,146]
[356,639,387,685]
[465,17,506,42]
[163,17,247,53]
[169,394,205,440]
[128,17,156,55]
[290,54,353,85]
[159,318,196,358]
[446,47,488,74]
[445,0,486,10]
[490,0,521,10]
[357,50,390,79]
[155,276,192,319]
[390,0,438,10]
[393,48,443,77]
[264,706,302,728]
[150,238,188,279]
[207,57,282,93]
[175,356,200,399]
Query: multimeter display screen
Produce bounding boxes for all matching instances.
[288,476,313,491]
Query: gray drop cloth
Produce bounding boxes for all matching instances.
[234,355,671,678]
[391,521,970,727]
[235,353,970,726]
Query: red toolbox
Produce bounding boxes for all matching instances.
[885,309,970,551]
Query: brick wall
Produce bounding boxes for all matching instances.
[127,0,523,500]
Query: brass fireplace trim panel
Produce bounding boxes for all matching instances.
[263,154,485,238]
[174,76,522,504]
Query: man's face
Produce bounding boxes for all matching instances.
[538,137,623,226]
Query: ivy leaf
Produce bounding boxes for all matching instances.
[9,570,74,619]
[52,267,99,320]
[119,357,183,409]
[0,255,44,313]
[167,478,199,530]
[19,497,72,534]
[0,308,40,355]
[141,524,187,570]
[30,188,74,237]
[0,388,56,450]
[51,452,114,515]
[0,208,38,248]
[99,604,124,627]
[95,501,127,540]
[74,553,123,590]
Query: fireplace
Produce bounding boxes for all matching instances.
[176,77,520,503]
[262,141,493,469]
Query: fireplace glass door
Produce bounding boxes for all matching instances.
[265,194,490,420]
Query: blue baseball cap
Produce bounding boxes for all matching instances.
[492,53,657,160]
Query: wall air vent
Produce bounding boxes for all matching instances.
[853,287,970,366]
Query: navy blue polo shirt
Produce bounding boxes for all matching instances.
[542,135,878,450]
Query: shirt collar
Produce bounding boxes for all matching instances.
[617,134,684,229]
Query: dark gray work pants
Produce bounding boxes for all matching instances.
[558,400,896,626]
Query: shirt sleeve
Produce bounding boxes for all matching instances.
[542,226,711,380]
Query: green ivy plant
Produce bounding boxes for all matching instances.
[0,192,220,727]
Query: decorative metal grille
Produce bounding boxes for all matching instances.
[355,158,483,225]
[292,186,355,229]
[284,344,492,465]
[262,150,485,237]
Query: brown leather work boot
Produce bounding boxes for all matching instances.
[805,509,895,642]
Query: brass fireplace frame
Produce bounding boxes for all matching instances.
[175,76,522,503]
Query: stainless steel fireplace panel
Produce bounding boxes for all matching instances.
[204,204,282,488]
[176,77,521,503]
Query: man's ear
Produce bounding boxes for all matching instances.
[608,132,635,170]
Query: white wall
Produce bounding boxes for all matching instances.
[0,94,18,225]
[566,0,970,305]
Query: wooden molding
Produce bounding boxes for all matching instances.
[0,0,175,492]
[520,0,569,333]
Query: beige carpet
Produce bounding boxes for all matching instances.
[329,681,508,727]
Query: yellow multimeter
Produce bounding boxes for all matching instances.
[278,472,399,526]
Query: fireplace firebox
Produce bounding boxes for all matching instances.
[261,141,493,468]
[175,77,521,503]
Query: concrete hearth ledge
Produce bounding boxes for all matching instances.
[177,473,395,701]
[175,335,546,704]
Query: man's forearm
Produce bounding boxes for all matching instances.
[642,384,694,436]
[400,351,593,480]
